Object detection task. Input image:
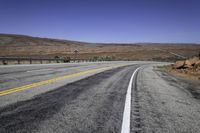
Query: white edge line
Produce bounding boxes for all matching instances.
[121,67,140,133]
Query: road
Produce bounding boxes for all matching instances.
[0,62,200,133]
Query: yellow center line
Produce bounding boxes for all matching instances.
[0,67,110,97]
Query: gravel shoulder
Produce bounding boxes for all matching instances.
[137,65,200,133]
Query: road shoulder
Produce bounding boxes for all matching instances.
[136,65,200,133]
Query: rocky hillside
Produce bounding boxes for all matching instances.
[0,34,200,61]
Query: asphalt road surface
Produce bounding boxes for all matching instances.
[0,61,200,133]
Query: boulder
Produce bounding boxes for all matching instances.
[195,60,200,66]
[184,60,193,68]
[174,60,185,69]
[194,60,200,68]
[188,57,199,66]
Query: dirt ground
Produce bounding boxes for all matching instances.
[1,34,200,61]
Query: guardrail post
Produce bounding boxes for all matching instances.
[30,58,32,64]
[17,59,20,64]
[40,59,43,64]
[2,60,7,65]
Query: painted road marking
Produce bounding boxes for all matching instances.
[121,67,140,133]
[0,67,109,97]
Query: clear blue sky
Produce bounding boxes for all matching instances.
[0,0,200,43]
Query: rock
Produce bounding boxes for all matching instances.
[189,57,199,66]
[184,60,193,68]
[195,60,200,68]
[183,57,199,68]
[174,60,185,69]
[195,60,200,66]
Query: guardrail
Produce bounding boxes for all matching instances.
[0,57,83,65]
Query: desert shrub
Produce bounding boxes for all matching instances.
[54,56,60,59]
[2,60,7,65]
[89,55,117,61]
[63,57,71,63]
[54,56,60,63]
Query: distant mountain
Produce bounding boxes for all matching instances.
[0,33,200,61]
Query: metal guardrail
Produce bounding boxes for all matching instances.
[0,57,73,65]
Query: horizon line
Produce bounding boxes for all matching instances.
[0,33,200,45]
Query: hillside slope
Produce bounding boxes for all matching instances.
[0,34,200,61]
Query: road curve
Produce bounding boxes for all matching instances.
[0,63,142,133]
[1,62,200,133]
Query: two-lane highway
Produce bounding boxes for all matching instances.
[0,62,145,133]
[1,61,200,133]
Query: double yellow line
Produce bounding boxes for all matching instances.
[0,67,108,97]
